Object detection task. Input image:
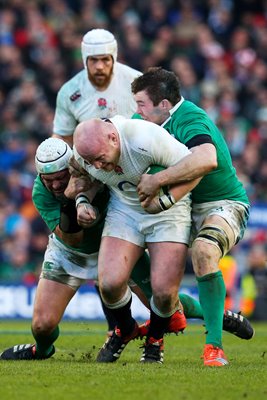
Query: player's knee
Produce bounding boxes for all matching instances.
[99,279,124,302]
[192,238,215,259]
[191,239,220,276]
[32,314,57,336]
[152,291,173,312]
[193,224,230,257]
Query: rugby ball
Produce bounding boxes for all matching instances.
[146,164,168,196]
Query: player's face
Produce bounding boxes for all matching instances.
[83,137,119,172]
[41,169,70,197]
[86,55,114,90]
[134,91,165,125]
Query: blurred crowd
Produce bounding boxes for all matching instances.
[0,0,267,319]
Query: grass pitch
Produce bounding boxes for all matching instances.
[0,320,266,400]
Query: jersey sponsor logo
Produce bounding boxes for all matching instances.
[215,206,224,212]
[70,90,81,101]
[43,261,54,270]
[98,97,107,109]
[117,181,136,191]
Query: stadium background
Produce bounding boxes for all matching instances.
[0,0,267,321]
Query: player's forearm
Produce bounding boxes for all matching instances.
[169,177,201,202]
[157,144,217,186]
[76,180,104,203]
[52,133,73,148]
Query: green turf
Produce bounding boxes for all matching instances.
[0,320,266,400]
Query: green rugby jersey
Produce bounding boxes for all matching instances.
[32,175,107,254]
[162,100,249,204]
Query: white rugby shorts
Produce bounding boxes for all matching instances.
[40,234,99,290]
[102,197,192,246]
[191,200,250,248]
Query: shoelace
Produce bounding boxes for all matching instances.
[204,346,220,359]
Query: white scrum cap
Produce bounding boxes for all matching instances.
[81,29,118,67]
[35,138,73,174]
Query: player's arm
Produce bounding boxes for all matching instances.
[54,182,104,246]
[142,176,201,213]
[52,86,77,148]
[54,181,105,246]
[33,176,84,247]
[52,133,73,148]
[156,140,217,185]
[75,181,105,228]
[54,190,84,247]
[66,155,106,227]
[138,135,217,202]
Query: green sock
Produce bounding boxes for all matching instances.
[179,293,203,319]
[197,271,226,348]
[32,325,59,357]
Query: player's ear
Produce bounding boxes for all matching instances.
[161,99,169,109]
[108,131,119,147]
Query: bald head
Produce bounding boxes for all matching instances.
[73,118,120,170]
[74,119,104,159]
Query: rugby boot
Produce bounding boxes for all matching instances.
[140,337,164,364]
[0,344,55,360]
[96,322,140,363]
[139,309,187,338]
[223,310,254,339]
[202,344,228,367]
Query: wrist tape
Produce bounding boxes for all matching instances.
[158,192,176,211]
[75,194,90,209]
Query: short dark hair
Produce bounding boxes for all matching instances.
[131,67,181,106]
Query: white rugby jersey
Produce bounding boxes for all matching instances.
[74,116,191,210]
[53,63,141,136]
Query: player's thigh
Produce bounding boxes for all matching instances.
[33,278,76,321]
[192,200,249,252]
[98,236,144,286]
[147,242,187,291]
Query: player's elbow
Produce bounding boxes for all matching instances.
[208,155,218,171]
[203,144,218,172]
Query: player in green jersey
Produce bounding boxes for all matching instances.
[0,138,253,361]
[131,67,251,367]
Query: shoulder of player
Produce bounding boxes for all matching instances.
[32,175,58,206]
[119,118,176,149]
[171,100,208,122]
[112,115,153,133]
[32,174,44,195]
[57,70,87,99]
[114,62,142,79]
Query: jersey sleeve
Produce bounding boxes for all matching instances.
[53,85,78,137]
[32,176,60,232]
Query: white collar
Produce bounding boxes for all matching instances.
[161,96,184,127]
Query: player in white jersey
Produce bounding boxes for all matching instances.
[52,28,142,333]
[53,29,141,147]
[73,116,200,364]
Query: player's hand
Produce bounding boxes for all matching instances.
[64,174,93,199]
[137,174,161,202]
[141,196,162,214]
[77,203,100,228]
[141,191,176,213]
